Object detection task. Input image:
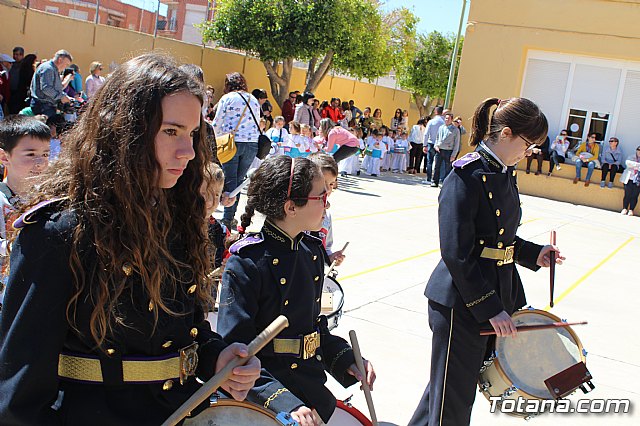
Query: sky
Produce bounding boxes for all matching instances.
[381,0,470,36]
[119,0,469,36]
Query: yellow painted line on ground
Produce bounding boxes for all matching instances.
[340,248,441,281]
[520,218,539,225]
[544,236,635,310]
[334,204,438,221]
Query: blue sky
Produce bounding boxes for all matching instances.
[120,0,468,35]
[379,0,469,36]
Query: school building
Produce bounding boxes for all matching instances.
[453,0,640,212]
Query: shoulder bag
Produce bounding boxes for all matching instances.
[216,100,248,164]
[239,94,272,160]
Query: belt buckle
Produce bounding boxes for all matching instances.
[503,246,514,264]
[302,332,320,360]
[179,342,199,385]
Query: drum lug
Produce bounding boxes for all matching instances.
[276,412,299,425]
[342,394,354,406]
[582,348,588,357]
[478,354,495,374]
[479,380,491,393]
[501,385,518,399]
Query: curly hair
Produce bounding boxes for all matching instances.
[20,53,213,349]
[240,156,321,232]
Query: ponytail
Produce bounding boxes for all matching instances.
[470,97,500,146]
[239,203,255,235]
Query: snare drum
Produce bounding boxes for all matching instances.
[321,275,345,331]
[478,308,587,418]
[325,400,372,425]
[184,397,297,425]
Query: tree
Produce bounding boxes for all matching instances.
[201,0,416,108]
[397,31,462,117]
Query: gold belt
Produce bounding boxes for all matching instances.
[480,246,515,265]
[273,331,320,360]
[57,343,198,385]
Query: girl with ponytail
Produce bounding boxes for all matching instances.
[218,155,376,426]
[409,97,565,426]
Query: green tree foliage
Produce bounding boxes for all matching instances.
[397,31,462,117]
[201,0,416,107]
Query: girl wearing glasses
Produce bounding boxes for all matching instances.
[408,97,564,426]
[218,155,375,426]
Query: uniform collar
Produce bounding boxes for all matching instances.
[263,220,303,251]
[479,142,508,173]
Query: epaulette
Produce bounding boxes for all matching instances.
[229,232,264,255]
[452,152,481,169]
[13,197,67,229]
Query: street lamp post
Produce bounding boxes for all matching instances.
[444,0,467,109]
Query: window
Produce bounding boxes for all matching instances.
[68,9,89,21]
[45,6,59,14]
[566,109,587,150]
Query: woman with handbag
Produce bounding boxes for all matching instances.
[212,72,261,231]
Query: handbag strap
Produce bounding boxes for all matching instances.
[231,100,249,135]
[238,93,264,135]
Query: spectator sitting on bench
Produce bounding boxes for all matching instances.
[573,132,600,187]
[600,137,624,189]
[525,135,549,175]
[548,130,570,176]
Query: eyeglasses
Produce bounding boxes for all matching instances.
[560,133,567,136]
[291,192,328,207]
[519,134,537,148]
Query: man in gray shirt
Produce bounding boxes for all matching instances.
[423,106,444,183]
[29,49,73,118]
[430,112,460,187]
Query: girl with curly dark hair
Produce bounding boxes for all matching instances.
[0,53,260,425]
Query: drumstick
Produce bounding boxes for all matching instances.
[479,321,587,336]
[549,230,557,308]
[228,177,251,199]
[348,330,378,426]
[325,242,349,277]
[162,315,289,426]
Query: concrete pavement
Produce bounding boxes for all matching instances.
[220,169,640,425]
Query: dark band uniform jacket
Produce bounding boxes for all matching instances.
[425,147,543,322]
[217,221,357,423]
[0,201,232,425]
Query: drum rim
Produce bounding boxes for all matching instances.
[335,400,373,426]
[489,308,586,400]
[200,398,278,420]
[323,276,345,318]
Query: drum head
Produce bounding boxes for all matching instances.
[495,309,584,399]
[322,276,345,317]
[184,399,279,426]
[325,401,372,425]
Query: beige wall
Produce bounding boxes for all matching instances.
[0,4,420,125]
[454,0,640,154]
[452,0,640,212]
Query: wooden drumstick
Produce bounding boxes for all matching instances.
[348,330,378,426]
[479,321,587,336]
[325,242,349,278]
[550,230,556,308]
[162,315,289,426]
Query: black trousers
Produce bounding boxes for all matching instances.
[623,183,640,210]
[549,151,565,172]
[408,301,490,426]
[409,142,424,171]
[333,145,359,163]
[601,164,621,183]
